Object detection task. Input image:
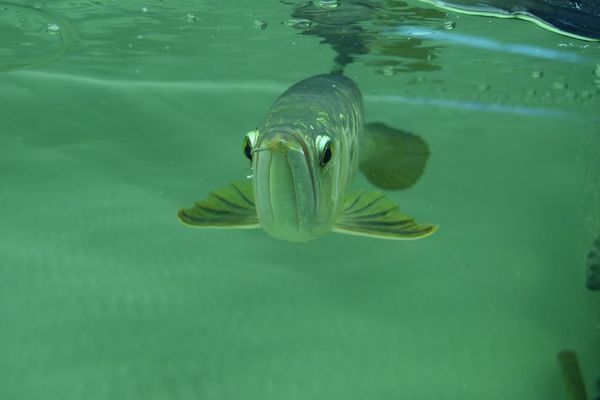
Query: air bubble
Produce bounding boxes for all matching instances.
[141,6,148,12]
[313,0,340,9]
[552,82,567,90]
[254,20,267,30]
[46,23,60,35]
[442,21,455,30]
[284,19,315,29]
[382,66,394,77]
[531,70,543,79]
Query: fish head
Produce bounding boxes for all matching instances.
[243,127,344,242]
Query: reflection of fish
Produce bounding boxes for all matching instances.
[418,0,600,41]
[290,0,376,71]
[587,236,600,291]
[290,0,445,74]
[179,74,436,242]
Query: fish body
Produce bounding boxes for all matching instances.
[179,74,436,242]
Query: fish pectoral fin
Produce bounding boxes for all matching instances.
[334,190,437,240]
[178,180,260,228]
[359,122,430,190]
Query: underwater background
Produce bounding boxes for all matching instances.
[1,0,599,399]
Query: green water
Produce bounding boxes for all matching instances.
[1,1,599,399]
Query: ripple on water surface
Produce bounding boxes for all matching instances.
[0,2,75,72]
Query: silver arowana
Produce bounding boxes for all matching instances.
[179,74,437,242]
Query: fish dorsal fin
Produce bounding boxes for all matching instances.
[334,190,437,240]
[360,122,430,190]
[178,180,260,228]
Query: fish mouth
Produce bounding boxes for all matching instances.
[253,134,318,242]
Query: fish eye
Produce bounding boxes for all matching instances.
[243,137,252,160]
[317,135,333,167]
[242,130,259,161]
[321,143,332,166]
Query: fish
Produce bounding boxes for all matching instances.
[418,0,600,41]
[178,74,437,242]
